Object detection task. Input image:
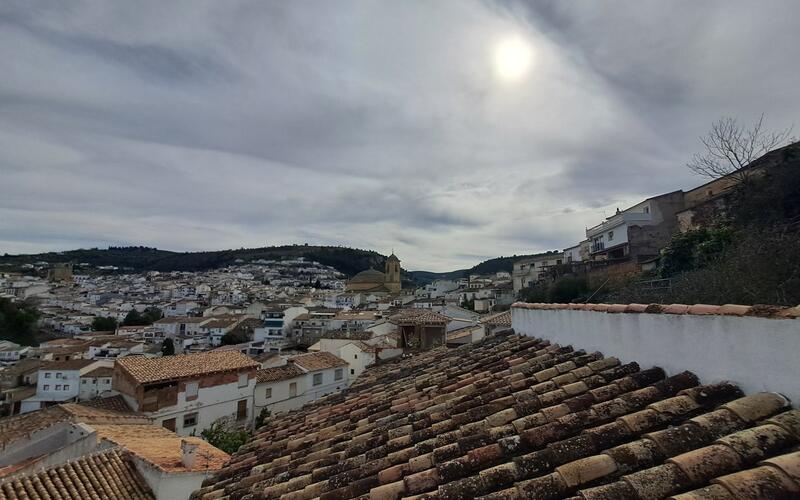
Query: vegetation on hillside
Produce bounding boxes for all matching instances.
[411,250,561,284]
[0,244,388,278]
[201,421,250,454]
[0,298,40,346]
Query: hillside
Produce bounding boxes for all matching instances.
[409,250,561,284]
[0,245,387,278]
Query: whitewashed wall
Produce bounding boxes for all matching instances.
[512,307,800,404]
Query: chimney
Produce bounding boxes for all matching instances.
[181,439,199,469]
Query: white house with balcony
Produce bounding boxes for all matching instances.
[113,351,260,436]
[585,190,685,262]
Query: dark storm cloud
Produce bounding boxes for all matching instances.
[1,0,799,271]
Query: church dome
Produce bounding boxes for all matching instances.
[349,269,386,283]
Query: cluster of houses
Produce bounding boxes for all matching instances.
[510,150,783,294]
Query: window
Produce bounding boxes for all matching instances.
[44,372,51,378]
[185,381,199,400]
[350,369,355,375]
[56,373,63,379]
[82,379,87,384]
[334,368,343,381]
[354,354,358,359]
[64,384,69,391]
[238,373,248,388]
[608,231,614,241]
[313,373,322,386]
[162,418,176,432]
[265,387,272,399]
[55,385,62,390]
[644,206,650,213]
[289,382,297,397]
[44,384,50,390]
[183,412,198,428]
[237,400,247,421]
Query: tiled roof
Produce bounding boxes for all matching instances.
[389,309,450,325]
[513,302,800,318]
[0,448,154,499]
[93,426,230,473]
[0,403,148,449]
[192,332,800,500]
[40,359,95,371]
[482,310,512,327]
[116,351,259,384]
[290,351,348,372]
[256,363,306,383]
[82,366,114,378]
[78,395,133,413]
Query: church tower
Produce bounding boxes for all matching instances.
[385,253,402,294]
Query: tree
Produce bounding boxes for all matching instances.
[122,309,146,326]
[142,307,163,324]
[221,329,249,345]
[92,316,118,331]
[255,407,271,429]
[161,338,175,356]
[201,421,250,454]
[687,114,793,183]
[0,298,40,346]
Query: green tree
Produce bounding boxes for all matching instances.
[91,316,118,331]
[0,298,40,346]
[255,407,271,429]
[122,309,146,326]
[221,329,250,345]
[142,307,163,324]
[161,338,175,356]
[201,421,250,454]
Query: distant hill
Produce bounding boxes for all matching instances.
[409,251,561,284]
[1,245,564,285]
[0,245,388,278]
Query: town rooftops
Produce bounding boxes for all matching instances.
[115,351,259,384]
[0,448,154,500]
[93,425,230,473]
[481,310,512,327]
[40,359,96,371]
[153,316,209,324]
[289,351,348,372]
[389,308,450,325]
[255,363,306,383]
[192,331,800,500]
[0,402,149,449]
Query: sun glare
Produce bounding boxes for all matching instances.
[493,36,533,82]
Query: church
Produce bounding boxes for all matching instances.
[345,253,402,294]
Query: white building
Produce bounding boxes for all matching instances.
[113,351,260,436]
[21,359,113,413]
[253,351,349,418]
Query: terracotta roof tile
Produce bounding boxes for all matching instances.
[290,351,348,372]
[190,332,800,500]
[255,363,306,383]
[116,351,259,384]
[511,302,800,319]
[0,449,154,499]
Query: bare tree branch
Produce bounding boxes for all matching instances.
[687,114,794,183]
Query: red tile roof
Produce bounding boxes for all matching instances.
[0,449,154,499]
[255,363,306,383]
[290,351,348,372]
[116,351,259,384]
[389,309,450,325]
[191,332,800,500]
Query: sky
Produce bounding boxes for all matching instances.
[1,1,799,272]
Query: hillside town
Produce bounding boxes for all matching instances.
[1,144,799,499]
[2,1,800,497]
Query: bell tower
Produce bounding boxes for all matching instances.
[385,253,401,294]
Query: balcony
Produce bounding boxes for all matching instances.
[586,211,652,238]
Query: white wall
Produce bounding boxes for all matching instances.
[132,457,208,500]
[512,307,800,403]
[146,378,255,436]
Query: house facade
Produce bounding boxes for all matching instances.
[113,351,260,436]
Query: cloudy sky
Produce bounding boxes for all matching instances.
[1,1,798,271]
